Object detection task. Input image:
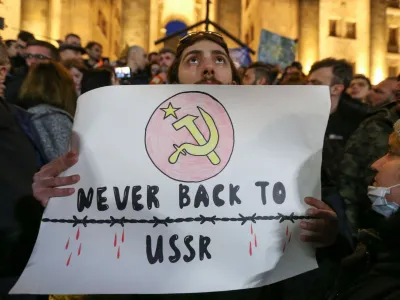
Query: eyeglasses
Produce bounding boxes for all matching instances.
[24,53,52,61]
[178,31,224,48]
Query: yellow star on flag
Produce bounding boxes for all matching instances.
[160,102,180,119]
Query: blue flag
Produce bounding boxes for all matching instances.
[257,29,297,69]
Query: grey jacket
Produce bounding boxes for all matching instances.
[28,104,73,161]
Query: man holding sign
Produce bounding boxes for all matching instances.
[15,32,336,298]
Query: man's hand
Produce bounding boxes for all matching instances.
[300,197,338,247]
[32,150,81,207]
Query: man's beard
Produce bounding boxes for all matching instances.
[195,76,222,85]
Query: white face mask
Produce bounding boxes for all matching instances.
[368,184,400,218]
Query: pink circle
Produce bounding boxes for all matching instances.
[145,92,234,182]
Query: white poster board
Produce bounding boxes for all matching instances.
[12,85,330,295]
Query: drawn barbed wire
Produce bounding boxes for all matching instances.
[42,213,313,228]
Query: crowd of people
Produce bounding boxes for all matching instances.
[0,29,400,300]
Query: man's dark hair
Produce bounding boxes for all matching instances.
[85,41,102,50]
[353,74,372,89]
[27,40,60,61]
[291,61,303,71]
[247,62,279,85]
[65,33,81,41]
[5,39,16,48]
[167,33,240,84]
[309,58,353,89]
[18,31,35,42]
[159,48,176,56]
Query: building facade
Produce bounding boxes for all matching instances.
[0,0,399,83]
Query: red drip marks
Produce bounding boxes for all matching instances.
[122,229,125,243]
[65,238,70,250]
[286,225,288,236]
[66,252,72,266]
[78,243,82,256]
[254,234,258,247]
[282,241,287,253]
[114,233,117,247]
[249,241,253,256]
[117,246,121,259]
[76,227,80,240]
[250,224,253,235]
[289,233,292,243]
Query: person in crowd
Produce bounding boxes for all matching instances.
[5,40,60,105]
[5,39,17,58]
[348,74,371,103]
[10,31,34,73]
[15,31,35,57]
[24,40,60,67]
[81,68,117,94]
[148,51,159,64]
[64,33,82,47]
[150,48,176,84]
[84,42,103,69]
[280,61,304,83]
[242,62,279,85]
[150,62,160,78]
[31,32,336,300]
[59,44,85,61]
[62,59,87,96]
[326,121,400,300]
[0,40,42,295]
[365,77,397,108]
[307,58,369,189]
[338,74,400,229]
[18,62,77,161]
[126,45,150,85]
[279,71,307,85]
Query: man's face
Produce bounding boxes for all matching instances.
[149,53,159,64]
[242,68,256,85]
[371,134,400,204]
[7,42,18,57]
[65,36,81,46]
[178,40,233,84]
[160,52,175,71]
[25,45,52,67]
[366,79,397,107]
[286,66,299,75]
[308,67,333,86]
[60,49,82,61]
[349,78,370,99]
[87,45,102,61]
[16,38,27,56]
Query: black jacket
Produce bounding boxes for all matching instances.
[0,98,42,280]
[330,211,400,300]
[322,94,369,189]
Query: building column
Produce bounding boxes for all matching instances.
[298,0,319,74]
[20,0,50,41]
[370,0,387,84]
[121,0,151,50]
[49,0,62,44]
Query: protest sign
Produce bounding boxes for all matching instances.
[11,85,330,295]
